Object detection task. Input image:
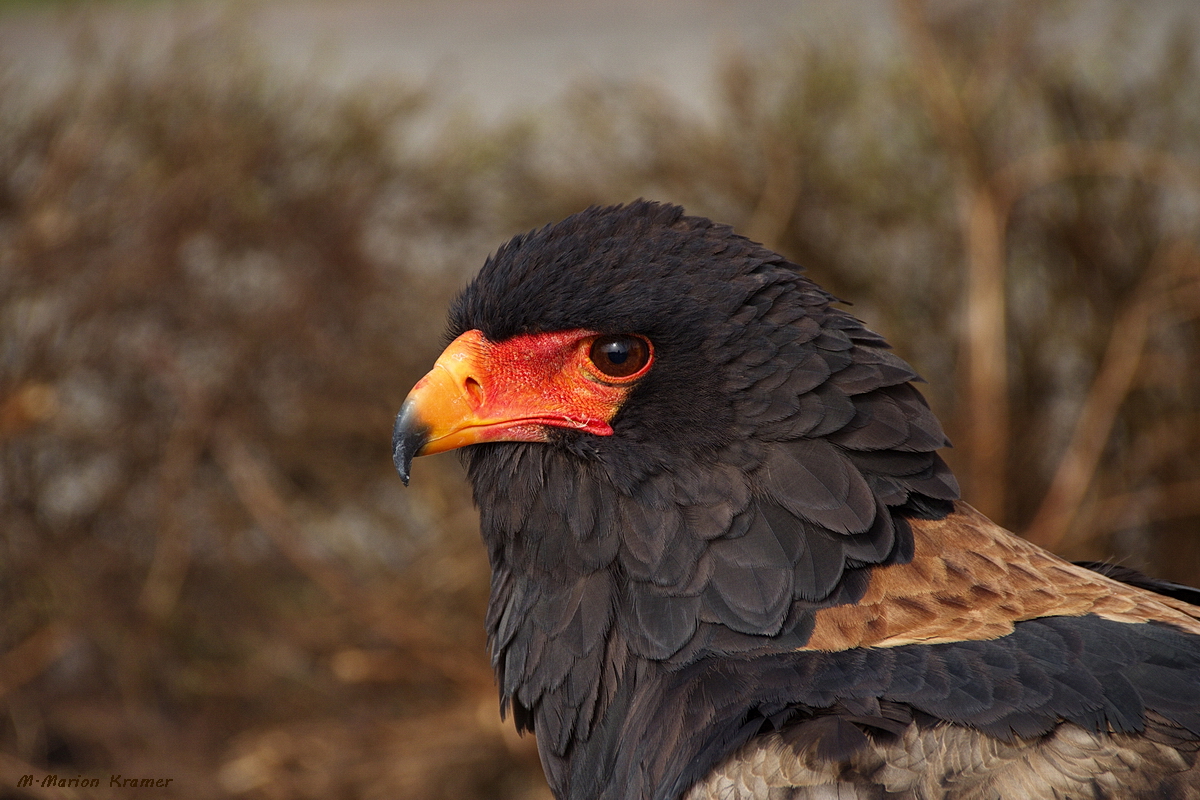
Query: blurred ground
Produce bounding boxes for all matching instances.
[2,1,1200,799]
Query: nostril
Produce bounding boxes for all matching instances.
[465,377,484,407]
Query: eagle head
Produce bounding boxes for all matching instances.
[392,200,961,798]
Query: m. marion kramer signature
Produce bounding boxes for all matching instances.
[17,773,175,789]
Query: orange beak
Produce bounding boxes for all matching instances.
[393,329,643,484]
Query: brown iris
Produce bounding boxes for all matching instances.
[589,335,651,379]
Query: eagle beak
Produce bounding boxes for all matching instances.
[391,400,428,486]
[393,329,620,485]
[393,329,509,485]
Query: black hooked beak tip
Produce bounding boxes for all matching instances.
[392,400,429,487]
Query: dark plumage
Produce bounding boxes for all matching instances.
[394,201,1200,800]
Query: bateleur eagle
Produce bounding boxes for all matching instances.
[392,201,1200,800]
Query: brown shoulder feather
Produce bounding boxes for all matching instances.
[804,501,1200,651]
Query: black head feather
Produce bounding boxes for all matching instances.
[451,201,766,483]
[448,201,961,799]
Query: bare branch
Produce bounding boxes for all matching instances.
[1091,479,1200,534]
[991,142,1200,212]
[213,427,492,691]
[0,624,72,702]
[1024,242,1195,549]
[897,0,1010,520]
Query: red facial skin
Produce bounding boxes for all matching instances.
[400,328,653,457]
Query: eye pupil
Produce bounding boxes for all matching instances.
[589,335,650,378]
[604,342,629,364]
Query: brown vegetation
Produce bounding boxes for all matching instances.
[2,3,1198,798]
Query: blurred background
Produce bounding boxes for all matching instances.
[2,0,1199,797]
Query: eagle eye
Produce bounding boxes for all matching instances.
[589,335,651,379]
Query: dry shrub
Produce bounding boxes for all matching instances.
[0,21,544,800]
